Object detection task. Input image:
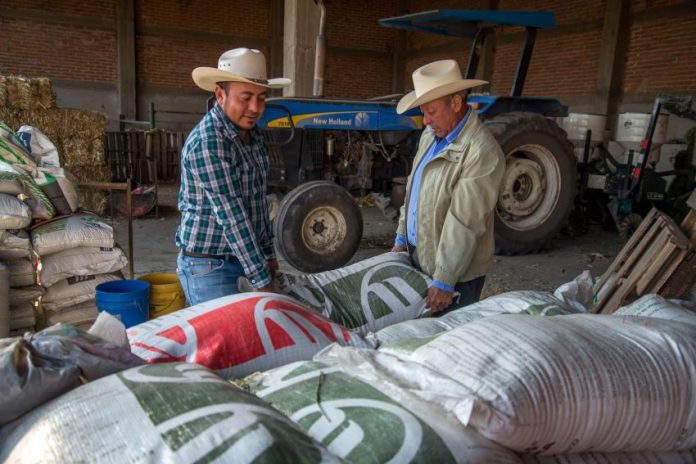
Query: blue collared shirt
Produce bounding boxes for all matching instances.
[395,108,471,292]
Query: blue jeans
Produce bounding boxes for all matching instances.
[176,253,245,306]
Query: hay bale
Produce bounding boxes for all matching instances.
[5,77,33,110]
[31,78,56,110]
[68,164,111,183]
[78,190,108,216]
[59,137,106,166]
[9,108,107,141]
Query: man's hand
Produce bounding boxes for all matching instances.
[267,259,278,278]
[425,286,453,313]
[391,245,406,253]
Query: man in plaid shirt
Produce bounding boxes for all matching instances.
[176,48,291,305]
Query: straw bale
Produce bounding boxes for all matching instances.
[68,163,112,183]
[79,190,108,216]
[8,108,107,140]
[59,137,106,166]
[31,78,56,110]
[5,76,33,110]
[0,76,6,109]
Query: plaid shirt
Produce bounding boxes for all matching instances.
[176,103,274,288]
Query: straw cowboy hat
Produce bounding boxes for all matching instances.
[397,59,487,114]
[192,48,291,92]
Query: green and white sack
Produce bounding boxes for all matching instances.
[32,167,79,216]
[0,363,340,463]
[31,213,114,256]
[0,193,30,229]
[0,229,31,259]
[40,246,127,287]
[43,273,121,312]
[378,314,696,455]
[275,252,432,334]
[247,356,521,464]
[17,125,61,168]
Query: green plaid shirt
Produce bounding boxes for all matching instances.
[176,103,274,288]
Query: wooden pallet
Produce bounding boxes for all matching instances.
[592,207,694,314]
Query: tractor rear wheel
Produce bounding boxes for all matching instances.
[485,112,577,254]
[273,181,363,273]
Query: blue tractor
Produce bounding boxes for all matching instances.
[262,9,576,273]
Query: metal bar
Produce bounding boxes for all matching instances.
[464,27,491,79]
[510,26,536,97]
[126,177,134,279]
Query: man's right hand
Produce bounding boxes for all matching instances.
[391,245,406,253]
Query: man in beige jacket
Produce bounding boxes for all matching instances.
[391,59,505,315]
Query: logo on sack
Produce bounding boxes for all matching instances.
[67,275,96,285]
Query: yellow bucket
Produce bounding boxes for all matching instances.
[138,273,186,318]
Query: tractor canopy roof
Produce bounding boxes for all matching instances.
[378,9,556,37]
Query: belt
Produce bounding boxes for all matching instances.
[182,250,230,259]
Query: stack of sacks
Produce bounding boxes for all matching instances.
[274,252,433,335]
[0,263,8,337]
[0,192,41,336]
[32,213,127,330]
[0,75,109,215]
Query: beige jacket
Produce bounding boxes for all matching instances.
[397,111,505,286]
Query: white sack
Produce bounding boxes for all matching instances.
[31,213,114,256]
[43,273,121,312]
[17,125,61,168]
[0,363,340,463]
[614,294,696,326]
[378,313,696,454]
[520,449,696,464]
[9,285,44,308]
[275,252,432,335]
[0,262,9,336]
[0,193,30,229]
[0,229,31,259]
[45,299,99,331]
[5,257,35,287]
[40,246,127,287]
[9,303,35,330]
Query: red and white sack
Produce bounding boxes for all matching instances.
[128,293,369,379]
[30,213,114,256]
[275,252,432,335]
[43,273,121,311]
[40,246,127,287]
[378,313,696,455]
[0,229,31,260]
[0,362,338,463]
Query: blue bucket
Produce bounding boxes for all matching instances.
[96,279,150,328]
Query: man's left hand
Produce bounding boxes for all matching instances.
[426,286,453,313]
[267,259,279,278]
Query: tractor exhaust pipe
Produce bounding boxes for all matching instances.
[313,0,326,97]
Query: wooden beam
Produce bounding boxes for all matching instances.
[595,0,627,116]
[269,0,285,97]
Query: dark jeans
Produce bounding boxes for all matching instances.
[409,245,485,317]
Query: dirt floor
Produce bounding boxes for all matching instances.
[113,183,623,299]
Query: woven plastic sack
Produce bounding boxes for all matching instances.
[43,273,121,312]
[128,293,369,379]
[33,167,79,215]
[614,294,696,325]
[0,323,144,427]
[520,449,696,463]
[0,159,55,220]
[17,125,61,168]
[275,252,432,334]
[0,262,9,336]
[5,257,35,287]
[9,303,35,332]
[9,285,44,308]
[247,355,522,464]
[0,363,340,463]
[46,299,99,331]
[0,193,30,229]
[0,229,31,259]
[40,246,127,287]
[31,213,114,256]
[0,123,36,169]
[378,314,696,454]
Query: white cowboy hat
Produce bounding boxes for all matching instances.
[397,59,487,114]
[192,48,291,91]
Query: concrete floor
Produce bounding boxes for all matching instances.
[113,183,622,298]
